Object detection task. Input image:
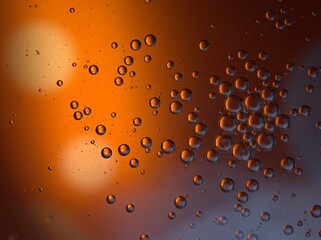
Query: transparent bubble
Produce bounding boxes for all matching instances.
[144,55,152,63]
[96,124,106,135]
[195,210,203,217]
[168,212,176,220]
[70,100,79,109]
[294,168,303,176]
[192,71,199,78]
[69,7,75,13]
[74,111,83,120]
[286,62,295,71]
[169,101,183,114]
[206,149,219,163]
[210,75,220,85]
[219,81,234,96]
[234,77,249,91]
[101,147,112,159]
[111,42,118,49]
[133,117,142,126]
[141,137,152,148]
[232,142,252,161]
[275,114,290,129]
[246,179,259,192]
[225,95,243,114]
[238,49,248,59]
[280,157,295,172]
[310,205,321,218]
[261,88,276,102]
[244,94,262,112]
[248,113,265,130]
[83,107,92,115]
[220,178,234,193]
[174,72,183,82]
[124,56,134,66]
[283,225,294,235]
[199,40,210,51]
[195,123,208,136]
[247,158,262,172]
[140,234,150,240]
[234,203,243,212]
[219,115,238,132]
[56,79,63,87]
[306,84,314,93]
[266,9,277,20]
[174,196,187,209]
[144,34,156,46]
[180,149,195,164]
[241,208,250,217]
[170,90,179,99]
[235,230,244,239]
[316,122,321,130]
[118,144,130,156]
[263,102,279,119]
[130,39,142,51]
[226,65,236,76]
[215,134,233,151]
[237,191,249,203]
[161,139,176,154]
[89,65,99,75]
[193,175,204,185]
[180,88,192,101]
[260,211,270,222]
[166,61,175,69]
[106,194,116,204]
[118,65,127,75]
[298,105,311,117]
[275,20,285,30]
[129,158,139,168]
[218,216,228,225]
[126,204,135,213]
[257,132,275,151]
[188,136,202,149]
[188,112,198,123]
[247,233,258,240]
[258,51,268,60]
[149,97,161,108]
[307,66,319,78]
[257,67,270,80]
[245,60,257,72]
[114,77,124,86]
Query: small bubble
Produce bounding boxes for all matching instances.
[161,139,176,154]
[168,212,176,220]
[308,66,319,78]
[129,158,139,168]
[219,81,234,96]
[195,123,208,136]
[247,158,261,172]
[144,55,152,63]
[247,233,258,240]
[126,204,135,213]
[140,234,150,240]
[237,191,249,203]
[111,112,116,118]
[101,147,112,159]
[310,205,321,218]
[174,72,183,82]
[258,51,268,60]
[226,65,236,76]
[266,9,277,20]
[180,149,194,164]
[96,124,106,135]
[118,144,130,156]
[193,175,203,185]
[263,168,274,178]
[114,77,124,86]
[235,230,244,239]
[174,196,187,209]
[169,101,183,114]
[210,75,220,85]
[89,65,99,75]
[144,34,156,46]
[246,179,259,192]
[241,208,250,217]
[69,7,75,13]
[188,112,198,123]
[234,77,249,91]
[206,149,219,163]
[130,39,142,51]
[232,142,252,161]
[166,61,175,69]
[280,157,295,172]
[124,56,134,66]
[149,97,161,108]
[73,111,83,120]
[70,101,79,109]
[220,178,234,193]
[218,216,228,225]
[188,136,202,150]
[48,166,53,171]
[56,80,63,87]
[180,88,192,102]
[225,95,243,114]
[106,194,116,204]
[238,49,248,59]
[118,65,127,75]
[245,60,257,72]
[83,107,92,115]
[283,225,294,235]
[133,117,142,126]
[316,122,321,130]
[306,85,314,93]
[298,105,311,117]
[141,137,152,148]
[199,40,210,51]
[111,42,118,49]
[192,71,200,78]
[215,134,233,151]
[260,211,270,222]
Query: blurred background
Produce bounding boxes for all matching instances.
[0,0,320,239]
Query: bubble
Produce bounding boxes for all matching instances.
[144,34,156,46]
[247,233,258,240]
[310,205,321,218]
[316,122,321,130]
[124,56,134,66]
[241,208,250,217]
[225,95,243,114]
[286,62,295,71]
[306,85,314,93]
[219,115,238,132]
[168,212,176,220]
[294,168,303,176]
[149,97,161,108]
[257,132,275,151]
[144,55,152,63]
[258,51,268,60]
[266,9,277,20]
[275,20,285,30]
[83,107,92,116]
[141,137,152,148]
[235,230,244,239]
[69,7,75,13]
[161,139,176,154]
[234,203,243,212]
[118,65,127,75]
[188,136,202,149]
[89,65,99,75]
[280,157,295,172]
[140,234,150,240]
[169,101,183,114]
[101,147,112,159]
[170,90,179,99]
[118,144,130,156]
[56,80,63,86]
[74,111,83,120]
[275,114,290,129]
[260,212,270,222]
[245,60,257,72]
[96,124,106,135]
[192,71,199,78]
[206,149,219,163]
[126,204,135,213]
[199,40,210,51]
[244,94,262,112]
[237,191,249,203]
[195,123,208,136]
[307,66,319,78]
[180,88,192,101]
[232,142,252,161]
[70,100,79,109]
[234,77,249,91]
[166,61,175,69]
[188,112,198,123]
[219,81,234,96]
[114,77,124,86]
[193,175,204,185]
[246,179,259,192]
[238,49,248,59]
[133,117,142,126]
[130,39,142,51]
[180,149,195,164]
[283,225,294,235]
[248,113,265,130]
[106,194,116,204]
[220,178,234,193]
[174,196,187,209]
[208,92,216,100]
[298,105,311,117]
[129,158,139,168]
[218,216,228,225]
[247,158,262,172]
[215,134,233,151]
[174,72,183,82]
[111,42,118,49]
[256,67,270,80]
[210,75,220,85]
[226,65,236,76]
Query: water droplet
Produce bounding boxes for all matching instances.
[144,34,156,46]
[130,39,142,51]
[96,124,106,135]
[106,194,116,204]
[161,139,176,154]
[180,149,194,164]
[199,40,210,51]
[118,144,130,156]
[220,178,234,193]
[89,65,99,75]
[193,175,204,185]
[174,196,187,209]
[101,147,112,159]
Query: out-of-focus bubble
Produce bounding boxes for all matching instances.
[260,211,270,222]
[245,60,257,72]
[238,49,248,59]
[126,204,135,213]
[307,66,319,78]
[199,40,210,51]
